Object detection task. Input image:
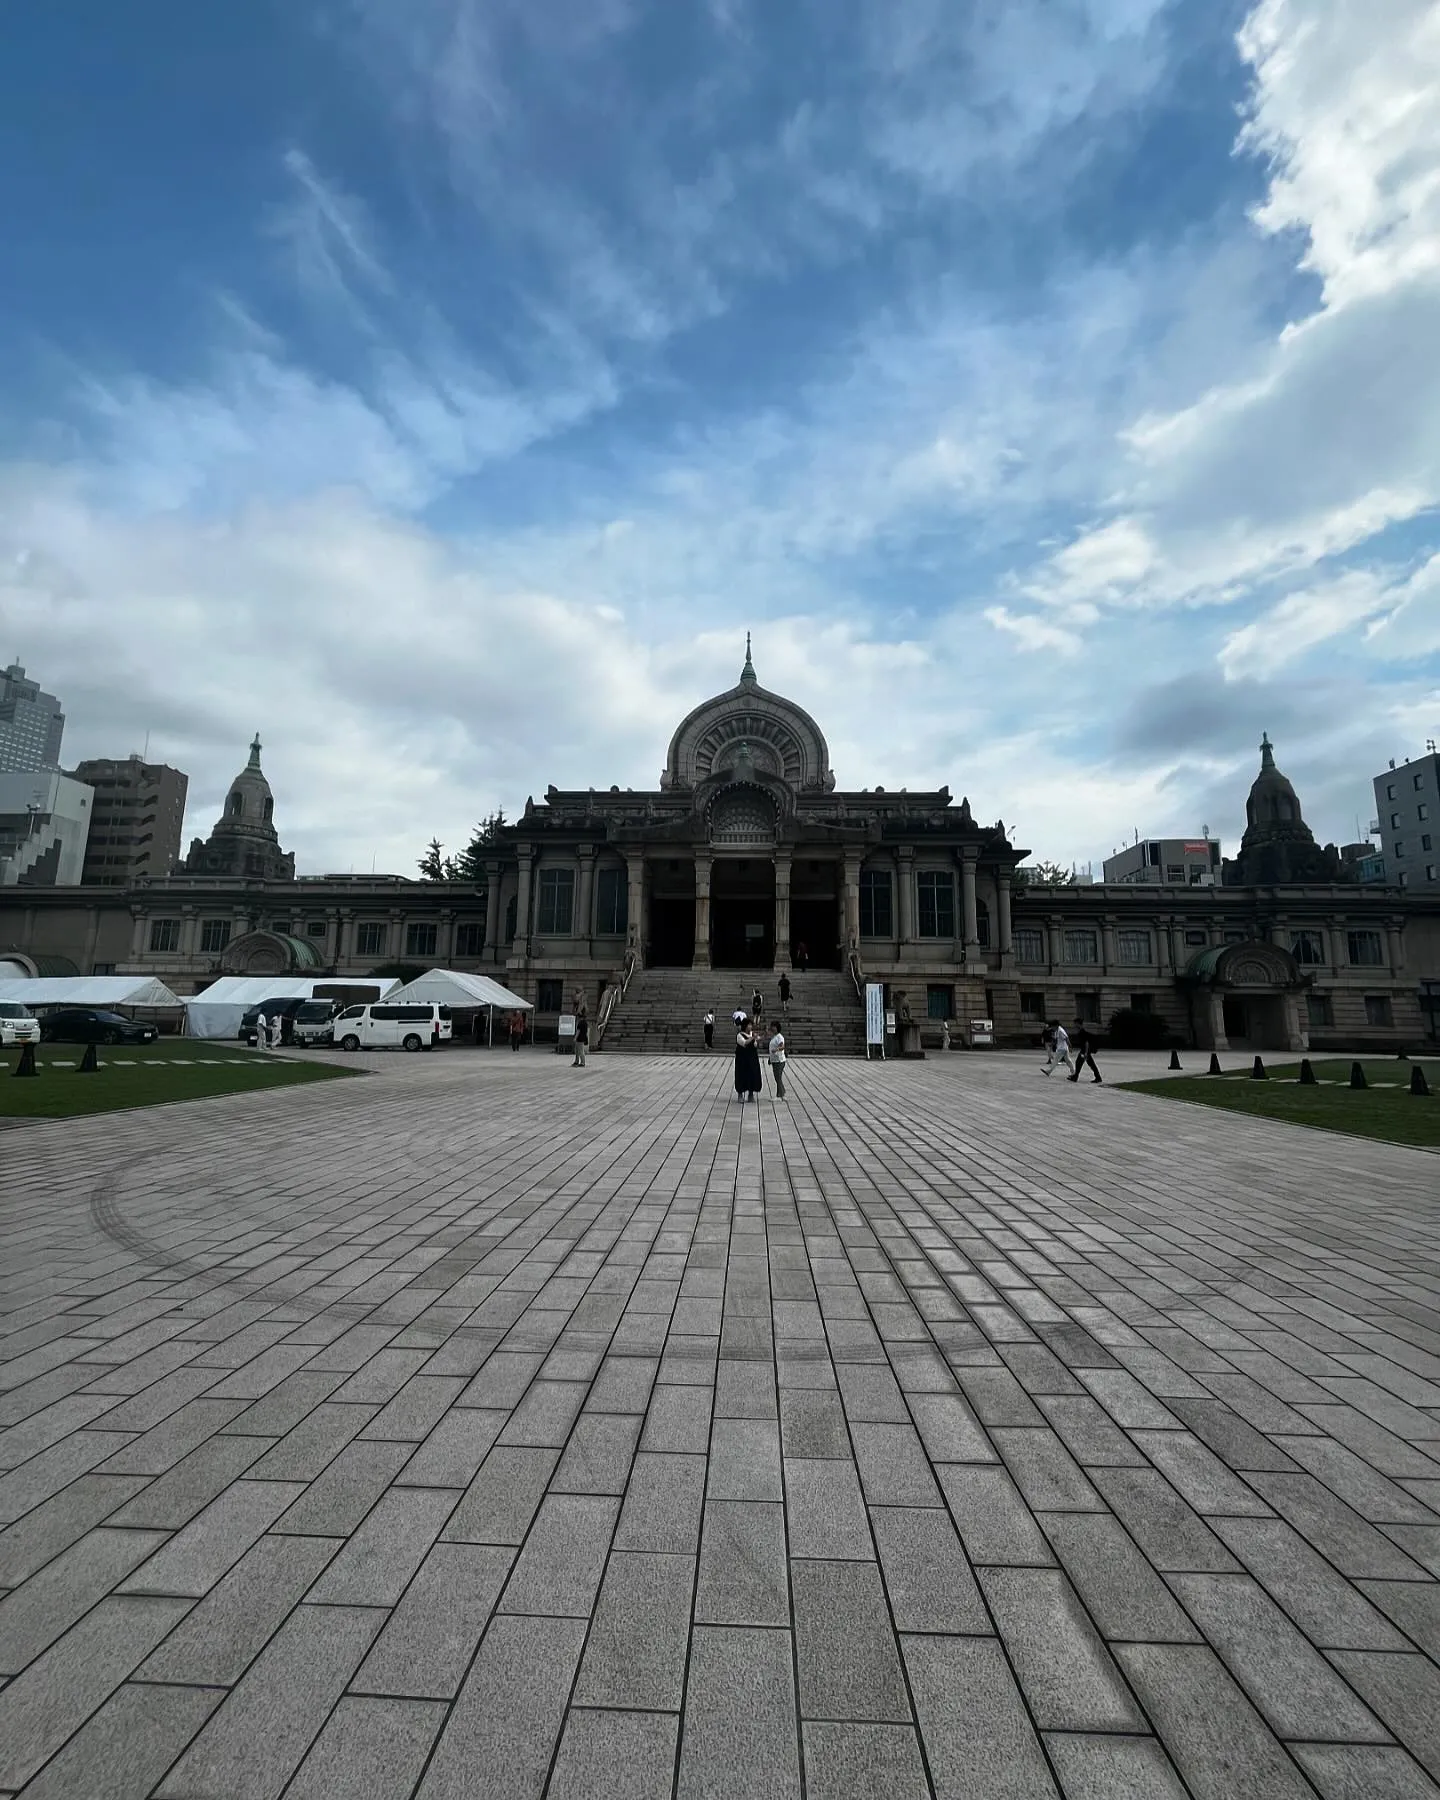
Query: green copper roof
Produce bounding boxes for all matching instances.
[740,632,757,686]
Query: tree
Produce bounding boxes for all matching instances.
[417,839,448,882]
[1014,859,1077,890]
[450,809,507,883]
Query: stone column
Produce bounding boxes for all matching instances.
[180,906,199,961]
[336,908,353,968]
[1270,913,1290,949]
[514,848,534,948]
[1156,914,1171,973]
[437,909,454,964]
[576,845,596,944]
[842,852,862,953]
[1101,914,1117,974]
[1047,916,1063,973]
[997,875,1014,957]
[625,852,645,956]
[960,855,979,964]
[897,848,915,945]
[128,906,146,960]
[694,852,712,969]
[1326,917,1346,970]
[774,850,792,970]
[483,860,503,955]
[1387,918,1405,972]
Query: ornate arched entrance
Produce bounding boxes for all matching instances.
[1180,941,1307,1052]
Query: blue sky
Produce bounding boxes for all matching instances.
[2,0,1437,874]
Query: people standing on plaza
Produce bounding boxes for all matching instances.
[767,1024,788,1099]
[778,972,791,1013]
[509,1010,525,1052]
[572,1006,589,1067]
[703,1009,715,1049]
[269,1012,283,1049]
[1042,1020,1073,1077]
[795,941,809,973]
[253,1011,267,1051]
[734,1014,763,1104]
[1068,1019,1102,1084]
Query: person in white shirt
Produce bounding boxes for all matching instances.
[767,1026,787,1099]
[253,1011,267,1051]
[1042,1021,1073,1077]
[269,1013,283,1049]
[703,1010,715,1050]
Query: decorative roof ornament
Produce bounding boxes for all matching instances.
[248,733,263,770]
[1259,731,1274,770]
[740,632,758,687]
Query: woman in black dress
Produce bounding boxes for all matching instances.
[734,1014,763,1104]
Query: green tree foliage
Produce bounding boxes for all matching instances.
[450,810,507,882]
[1013,859,1077,890]
[417,838,448,881]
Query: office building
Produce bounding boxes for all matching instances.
[0,771,93,885]
[70,755,189,885]
[1375,745,1440,891]
[0,661,65,773]
[1103,837,1221,886]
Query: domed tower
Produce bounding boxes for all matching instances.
[1229,734,1339,885]
[182,735,295,880]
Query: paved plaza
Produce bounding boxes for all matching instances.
[2,1049,1440,1799]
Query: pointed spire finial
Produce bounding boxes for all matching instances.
[740,632,757,686]
[248,733,262,769]
[1260,731,1274,770]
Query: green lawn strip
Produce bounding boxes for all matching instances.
[1,1047,353,1120]
[1120,1073,1440,1150]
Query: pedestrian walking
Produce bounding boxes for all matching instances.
[795,941,809,973]
[778,972,791,1012]
[509,1010,525,1052]
[767,1024,788,1099]
[269,1013,283,1049]
[751,986,764,1025]
[1068,1019,1102,1084]
[703,1009,715,1049]
[253,1011,267,1051]
[572,1007,589,1067]
[734,1014,763,1104]
[940,1018,951,1052]
[1041,1021,1073,1077]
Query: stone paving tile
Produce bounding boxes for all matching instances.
[3,1051,1440,1795]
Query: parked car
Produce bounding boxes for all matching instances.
[290,1000,340,1047]
[0,1001,41,1047]
[332,1002,453,1052]
[237,998,310,1044]
[39,1008,158,1045]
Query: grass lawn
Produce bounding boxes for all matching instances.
[0,1038,355,1121]
[1121,1057,1440,1150]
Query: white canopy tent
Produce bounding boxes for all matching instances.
[183,975,398,1041]
[386,969,532,1046]
[0,975,183,1011]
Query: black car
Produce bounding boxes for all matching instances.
[39,1008,159,1045]
[237,997,310,1044]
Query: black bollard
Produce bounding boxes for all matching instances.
[1251,1055,1267,1080]
[1207,1052,1222,1075]
[1299,1058,1316,1085]
[1350,1061,1367,1089]
[78,1041,99,1074]
[1411,1065,1430,1097]
[1168,1050,1182,1071]
[12,1041,38,1078]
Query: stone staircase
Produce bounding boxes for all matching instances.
[601,967,866,1057]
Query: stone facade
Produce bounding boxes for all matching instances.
[2,659,1438,1052]
[181,736,294,882]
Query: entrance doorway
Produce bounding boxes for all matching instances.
[712,859,775,968]
[648,861,695,967]
[1223,993,1289,1049]
[790,859,841,969]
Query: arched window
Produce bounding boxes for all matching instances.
[228,792,243,818]
[263,796,274,821]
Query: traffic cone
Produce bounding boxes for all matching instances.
[1299,1058,1316,1085]
[1350,1061,1367,1089]
[1168,1050,1182,1071]
[79,1042,99,1074]
[12,1042,38,1078]
[1207,1052,1222,1075]
[1411,1064,1430,1096]
[1250,1055,1267,1079]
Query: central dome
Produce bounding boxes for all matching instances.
[662,639,834,792]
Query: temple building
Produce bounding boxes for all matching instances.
[1,652,1437,1052]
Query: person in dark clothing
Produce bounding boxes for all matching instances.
[795,941,809,972]
[1068,1019,1103,1083]
[778,972,791,1012]
[703,1010,715,1049]
[572,1007,589,1066]
[734,1015,763,1103]
[509,1010,525,1052]
[750,987,764,1027]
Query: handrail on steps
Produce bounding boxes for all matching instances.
[595,944,639,1050]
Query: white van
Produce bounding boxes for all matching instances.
[332,1002,453,1052]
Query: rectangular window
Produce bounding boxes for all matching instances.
[1075,991,1101,1023]
[1019,990,1046,1021]
[1391,812,1401,829]
[405,921,438,958]
[916,871,956,938]
[1062,929,1098,965]
[537,978,564,1012]
[356,921,386,958]
[1347,930,1384,966]
[454,921,484,957]
[859,869,893,938]
[1386,783,1396,799]
[1399,872,1409,888]
[926,984,953,1020]
[1129,993,1154,1014]
[1013,927,1045,964]
[1223,929,1247,943]
[148,918,181,953]
[1307,993,1333,1028]
[1116,930,1152,965]
[1395,842,1406,858]
[1290,930,1324,965]
[92,962,116,976]
[1423,835,1433,852]
[595,866,627,936]
[1185,929,1208,946]
[1416,774,1426,790]
[1428,865,1438,882]
[1364,994,1393,1027]
[199,919,231,954]
[537,868,575,936]
[306,920,327,938]
[1419,805,1430,821]
[1165,864,1186,883]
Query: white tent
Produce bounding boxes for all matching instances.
[386,970,532,1011]
[0,975,183,1010]
[183,975,398,1040]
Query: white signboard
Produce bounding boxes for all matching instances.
[865,983,885,1047]
[970,1017,994,1046]
[557,1014,577,1039]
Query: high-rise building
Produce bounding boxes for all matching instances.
[1374,743,1440,892]
[0,662,65,773]
[1103,837,1221,886]
[69,755,189,885]
[0,771,93,885]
